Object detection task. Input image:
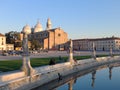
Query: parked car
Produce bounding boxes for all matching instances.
[2,52,9,56]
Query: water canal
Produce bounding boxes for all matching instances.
[32,62,120,90]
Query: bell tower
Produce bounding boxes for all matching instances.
[46,18,52,30]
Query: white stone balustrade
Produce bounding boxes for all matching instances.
[35,62,71,74]
[0,56,120,90]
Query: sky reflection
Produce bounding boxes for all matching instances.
[57,65,120,90]
[32,62,120,90]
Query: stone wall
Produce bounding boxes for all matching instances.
[0,56,120,90]
[0,71,25,82]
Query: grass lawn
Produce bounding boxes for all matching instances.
[0,55,108,72]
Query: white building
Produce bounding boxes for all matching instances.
[73,37,120,51]
[0,33,14,51]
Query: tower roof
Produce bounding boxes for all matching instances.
[47,18,52,25]
[46,18,52,30]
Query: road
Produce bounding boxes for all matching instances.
[0,51,119,61]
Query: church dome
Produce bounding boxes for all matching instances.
[34,21,42,33]
[22,24,31,34]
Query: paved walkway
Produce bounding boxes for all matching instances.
[0,51,119,61]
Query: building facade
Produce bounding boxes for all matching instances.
[0,33,6,50]
[73,37,120,51]
[6,44,14,51]
[28,18,68,50]
[0,33,14,51]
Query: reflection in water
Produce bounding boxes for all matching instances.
[91,70,96,88]
[109,67,113,80]
[68,79,74,90]
[68,78,77,90]
[32,62,120,90]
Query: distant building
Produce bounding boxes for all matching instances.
[6,44,14,51]
[28,18,68,50]
[0,33,14,51]
[0,33,6,50]
[73,37,120,51]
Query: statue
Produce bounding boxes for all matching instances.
[68,39,74,64]
[110,45,113,57]
[69,39,73,54]
[22,33,29,55]
[21,25,35,76]
[92,42,96,59]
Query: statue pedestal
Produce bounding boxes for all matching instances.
[93,50,96,59]
[21,55,35,76]
[69,53,74,64]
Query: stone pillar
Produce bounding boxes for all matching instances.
[110,45,113,57]
[92,42,96,59]
[91,70,96,87]
[21,33,35,76]
[68,39,74,64]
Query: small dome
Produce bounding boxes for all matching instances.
[22,24,31,34]
[34,21,42,33]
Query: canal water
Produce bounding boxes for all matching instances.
[33,62,120,90]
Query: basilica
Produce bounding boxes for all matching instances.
[23,18,68,50]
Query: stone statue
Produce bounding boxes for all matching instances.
[68,39,74,64]
[22,33,29,55]
[92,42,96,59]
[69,39,73,54]
[21,25,35,76]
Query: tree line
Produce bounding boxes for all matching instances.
[5,31,41,50]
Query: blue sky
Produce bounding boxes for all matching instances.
[0,0,120,39]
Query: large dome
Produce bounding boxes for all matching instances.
[34,21,42,33]
[22,24,31,34]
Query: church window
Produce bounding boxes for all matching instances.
[58,33,61,37]
[2,41,4,45]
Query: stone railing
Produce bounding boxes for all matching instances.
[35,62,71,74]
[0,71,25,82]
[0,56,120,90]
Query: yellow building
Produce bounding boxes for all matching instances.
[0,33,14,51]
[6,44,14,51]
[28,18,68,50]
[0,33,6,50]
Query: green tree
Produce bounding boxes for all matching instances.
[30,39,41,50]
[5,31,22,48]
